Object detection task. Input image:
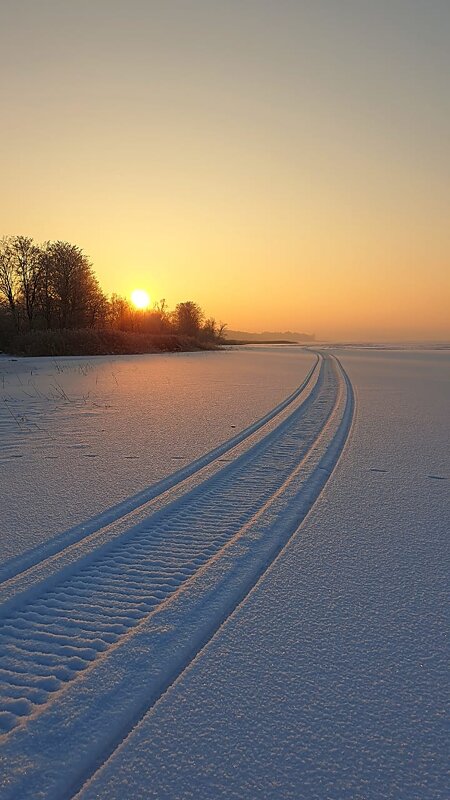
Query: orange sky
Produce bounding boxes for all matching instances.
[1,1,449,341]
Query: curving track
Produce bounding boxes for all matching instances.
[0,352,354,799]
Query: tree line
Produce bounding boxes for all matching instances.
[0,235,225,344]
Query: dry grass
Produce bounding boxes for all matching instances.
[4,329,219,357]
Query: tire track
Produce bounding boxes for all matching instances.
[0,354,321,615]
[0,355,319,584]
[0,354,354,800]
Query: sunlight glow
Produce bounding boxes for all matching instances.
[131,289,150,310]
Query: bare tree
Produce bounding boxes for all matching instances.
[107,293,133,330]
[201,317,227,342]
[202,316,217,341]
[1,234,227,351]
[154,298,168,315]
[217,321,227,341]
[150,298,171,333]
[172,301,204,337]
[0,237,20,329]
[9,236,42,329]
[41,241,106,328]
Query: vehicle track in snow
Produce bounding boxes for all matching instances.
[0,353,354,800]
[0,355,321,585]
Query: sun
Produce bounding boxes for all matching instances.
[131,289,150,310]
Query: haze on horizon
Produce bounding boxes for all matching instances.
[1,0,449,342]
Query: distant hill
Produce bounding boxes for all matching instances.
[224,330,315,343]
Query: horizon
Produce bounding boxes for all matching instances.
[1,1,449,341]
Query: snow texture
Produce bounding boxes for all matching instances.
[0,348,314,564]
[77,349,449,800]
[1,348,340,796]
[0,347,448,799]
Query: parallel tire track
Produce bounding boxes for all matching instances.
[0,353,354,800]
[0,355,319,584]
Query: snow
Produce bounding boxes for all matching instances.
[0,348,314,565]
[76,348,449,800]
[0,347,448,799]
[1,351,344,797]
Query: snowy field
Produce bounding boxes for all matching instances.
[0,346,448,799]
[0,348,314,566]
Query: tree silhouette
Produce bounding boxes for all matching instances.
[40,240,105,329]
[0,234,226,353]
[173,301,204,336]
[12,236,42,329]
[0,237,20,330]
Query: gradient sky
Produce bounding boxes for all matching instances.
[1,0,449,340]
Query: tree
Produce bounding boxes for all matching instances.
[0,234,227,348]
[217,321,227,341]
[40,241,106,329]
[200,317,227,342]
[202,316,218,341]
[172,301,204,337]
[0,235,43,330]
[107,294,134,331]
[10,236,42,329]
[148,298,171,334]
[0,237,20,329]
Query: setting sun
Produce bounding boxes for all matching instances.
[131,289,150,310]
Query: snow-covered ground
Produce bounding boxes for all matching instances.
[0,347,448,799]
[79,348,449,800]
[0,348,314,565]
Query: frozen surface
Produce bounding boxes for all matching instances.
[0,348,448,799]
[0,353,352,799]
[78,349,449,800]
[0,348,314,563]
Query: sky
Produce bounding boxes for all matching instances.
[1,0,449,341]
